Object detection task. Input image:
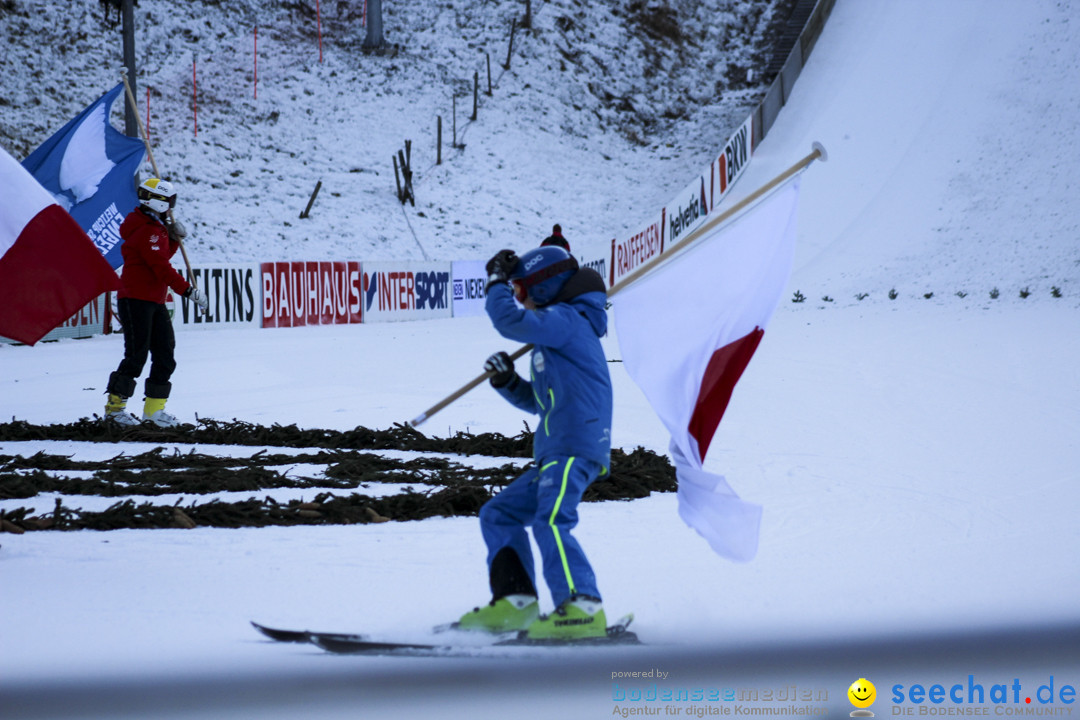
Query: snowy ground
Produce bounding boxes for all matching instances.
[3,0,1080,718]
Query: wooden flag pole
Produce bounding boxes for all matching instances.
[120,69,196,287]
[408,142,828,428]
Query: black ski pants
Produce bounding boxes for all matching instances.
[107,298,177,399]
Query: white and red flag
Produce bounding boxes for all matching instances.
[613,177,802,561]
[0,147,121,345]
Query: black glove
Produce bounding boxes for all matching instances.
[485,249,518,292]
[484,351,516,388]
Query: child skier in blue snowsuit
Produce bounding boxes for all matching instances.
[457,245,613,640]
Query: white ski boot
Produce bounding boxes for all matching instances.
[104,394,140,426]
[143,397,180,428]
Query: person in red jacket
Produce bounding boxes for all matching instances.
[104,178,207,427]
[540,223,570,253]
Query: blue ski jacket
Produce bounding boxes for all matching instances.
[485,278,613,469]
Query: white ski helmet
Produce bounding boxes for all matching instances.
[137,178,177,214]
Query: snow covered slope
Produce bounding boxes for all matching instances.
[1,0,794,264]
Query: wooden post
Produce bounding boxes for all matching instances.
[121,0,137,138]
[504,18,516,70]
[437,116,442,165]
[392,156,403,202]
[363,0,384,49]
[472,71,478,121]
[300,180,322,219]
[486,53,492,95]
[316,0,323,63]
[398,144,414,206]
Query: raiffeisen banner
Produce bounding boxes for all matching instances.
[610,213,664,287]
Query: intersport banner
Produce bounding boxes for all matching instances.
[362,261,452,323]
[260,261,363,328]
[171,263,261,329]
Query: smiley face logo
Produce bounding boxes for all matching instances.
[848,678,877,709]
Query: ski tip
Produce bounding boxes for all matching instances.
[251,621,311,643]
[432,621,460,634]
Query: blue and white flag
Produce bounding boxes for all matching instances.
[21,84,146,269]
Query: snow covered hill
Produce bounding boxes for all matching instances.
[1,0,795,264]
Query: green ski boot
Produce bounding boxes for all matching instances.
[525,595,607,641]
[457,594,539,632]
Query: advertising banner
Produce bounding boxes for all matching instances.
[664,171,711,251]
[260,261,362,328]
[172,263,261,329]
[451,260,487,318]
[609,212,665,287]
[711,114,753,210]
[574,247,609,289]
[362,261,452,323]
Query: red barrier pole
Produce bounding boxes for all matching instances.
[193,56,198,138]
[316,0,323,63]
[146,86,150,143]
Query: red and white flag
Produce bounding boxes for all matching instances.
[614,177,802,561]
[0,147,121,345]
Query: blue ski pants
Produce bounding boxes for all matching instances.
[479,456,603,607]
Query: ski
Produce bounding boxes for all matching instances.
[251,621,368,644]
[308,613,638,656]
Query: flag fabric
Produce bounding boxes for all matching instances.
[0,147,123,345]
[613,177,802,561]
[20,83,145,269]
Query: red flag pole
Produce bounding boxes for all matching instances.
[145,86,150,143]
[407,143,828,428]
